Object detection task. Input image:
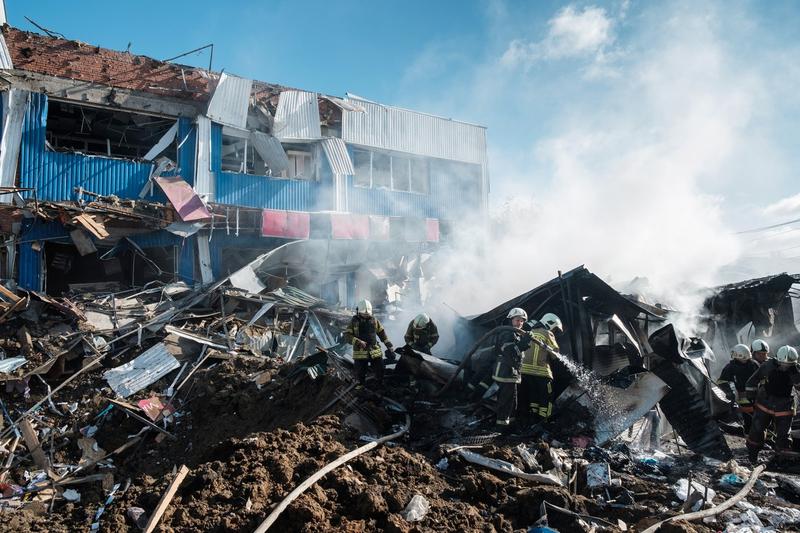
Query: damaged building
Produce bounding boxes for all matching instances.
[0,24,488,308]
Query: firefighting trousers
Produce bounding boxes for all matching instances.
[466,356,494,399]
[354,358,384,386]
[495,382,517,427]
[746,403,794,453]
[519,375,553,422]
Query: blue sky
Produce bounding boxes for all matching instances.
[8,1,800,283]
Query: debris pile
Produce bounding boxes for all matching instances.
[0,264,799,533]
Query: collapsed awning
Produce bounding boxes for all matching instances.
[153,176,212,222]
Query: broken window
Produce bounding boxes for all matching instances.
[45,101,176,160]
[281,148,315,180]
[392,156,411,192]
[372,153,391,189]
[353,149,371,187]
[220,132,269,175]
[410,158,429,194]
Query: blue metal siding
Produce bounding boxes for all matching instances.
[20,93,155,201]
[17,221,70,291]
[216,172,319,211]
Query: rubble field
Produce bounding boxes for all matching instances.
[1,276,800,533]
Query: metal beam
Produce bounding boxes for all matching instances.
[0,70,202,118]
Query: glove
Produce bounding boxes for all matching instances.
[355,339,367,349]
[518,332,533,351]
[385,342,394,350]
[385,349,397,363]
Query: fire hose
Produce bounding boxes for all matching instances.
[436,325,564,396]
[252,396,411,532]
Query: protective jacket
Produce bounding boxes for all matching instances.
[521,324,558,378]
[492,329,529,384]
[745,359,800,415]
[718,359,759,409]
[404,320,439,352]
[345,315,391,360]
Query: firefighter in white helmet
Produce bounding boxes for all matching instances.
[344,299,395,389]
[718,344,759,433]
[403,313,439,354]
[751,339,770,365]
[491,308,529,430]
[745,345,800,462]
[519,313,563,426]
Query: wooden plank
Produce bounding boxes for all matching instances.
[143,465,190,533]
[19,419,50,473]
[74,214,110,239]
[0,283,21,303]
[69,229,97,256]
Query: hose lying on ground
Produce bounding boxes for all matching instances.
[252,397,411,533]
[641,464,766,533]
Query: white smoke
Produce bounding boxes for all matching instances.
[411,2,790,325]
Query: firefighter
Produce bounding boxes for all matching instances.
[751,339,770,365]
[404,313,439,354]
[519,313,563,426]
[344,299,395,389]
[718,344,759,433]
[745,345,800,463]
[492,308,530,430]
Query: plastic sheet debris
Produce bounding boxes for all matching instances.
[673,478,716,511]
[62,488,81,502]
[127,506,148,529]
[586,462,611,489]
[720,473,746,488]
[400,494,430,522]
[435,458,449,471]
[0,357,27,374]
[516,444,540,471]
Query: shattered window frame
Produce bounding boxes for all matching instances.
[220,132,271,176]
[351,148,430,195]
[353,149,372,188]
[371,152,392,189]
[44,99,177,161]
[279,146,317,181]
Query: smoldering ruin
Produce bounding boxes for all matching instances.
[0,10,799,533]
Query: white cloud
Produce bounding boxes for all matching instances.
[763,192,800,217]
[501,5,614,68]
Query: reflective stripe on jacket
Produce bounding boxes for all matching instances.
[492,330,523,384]
[345,315,389,360]
[404,320,439,351]
[521,328,558,378]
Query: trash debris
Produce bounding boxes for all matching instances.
[400,494,430,522]
[62,488,81,502]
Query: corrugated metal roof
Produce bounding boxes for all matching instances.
[320,137,354,175]
[0,33,12,69]
[194,115,214,201]
[273,90,321,140]
[341,98,487,165]
[321,95,365,113]
[0,88,28,190]
[206,73,253,129]
[250,131,289,174]
[103,343,180,398]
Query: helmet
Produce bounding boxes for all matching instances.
[540,313,563,333]
[507,308,528,320]
[412,313,430,328]
[776,345,798,365]
[356,299,372,316]
[751,339,770,353]
[731,344,751,361]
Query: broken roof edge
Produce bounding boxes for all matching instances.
[345,93,488,130]
[469,265,665,326]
